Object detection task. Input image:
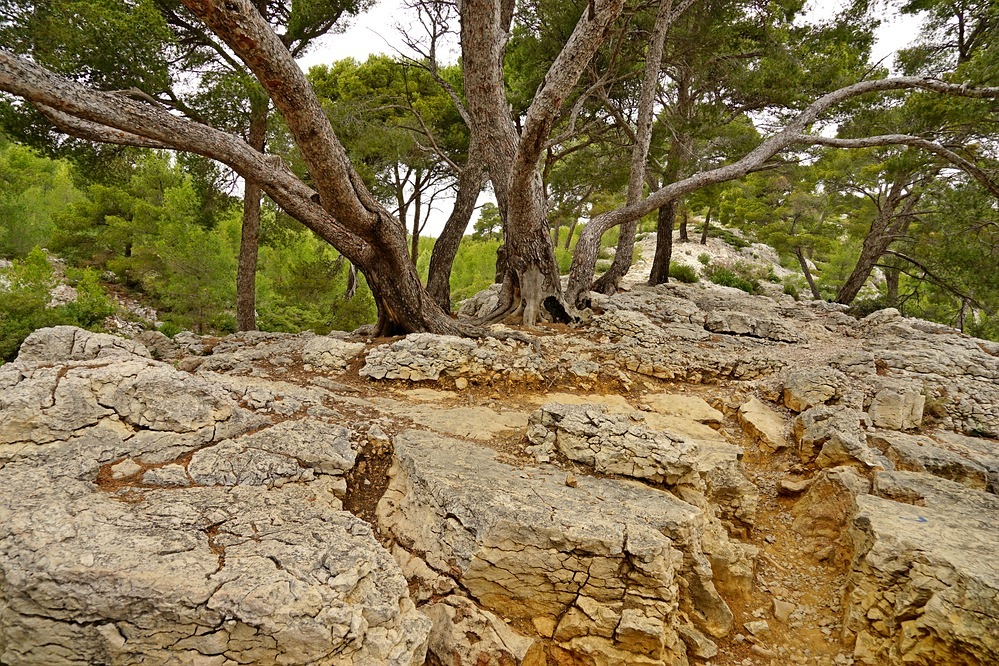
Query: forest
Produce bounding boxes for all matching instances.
[0,0,997,362]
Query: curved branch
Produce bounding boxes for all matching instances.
[0,49,370,265]
[179,0,388,231]
[795,133,999,199]
[35,104,173,149]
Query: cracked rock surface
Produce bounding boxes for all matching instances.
[0,329,429,666]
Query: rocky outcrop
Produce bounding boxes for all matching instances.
[378,430,746,664]
[0,328,430,665]
[844,472,999,665]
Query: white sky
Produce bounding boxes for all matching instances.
[295,0,926,236]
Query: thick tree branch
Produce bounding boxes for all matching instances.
[795,133,999,199]
[179,0,388,232]
[0,49,371,264]
[35,104,173,149]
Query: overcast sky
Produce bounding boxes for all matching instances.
[295,1,926,237]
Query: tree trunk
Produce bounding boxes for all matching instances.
[885,262,900,306]
[794,246,821,300]
[426,149,487,311]
[591,219,637,294]
[564,216,578,249]
[700,206,711,244]
[235,91,268,331]
[648,200,678,285]
[678,207,689,242]
[410,175,422,265]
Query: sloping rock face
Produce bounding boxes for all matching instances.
[0,328,430,666]
[3,275,999,666]
[844,472,999,665]
[379,430,715,665]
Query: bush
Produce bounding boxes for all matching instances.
[847,297,891,319]
[669,262,699,283]
[783,282,799,300]
[0,248,115,363]
[697,253,711,265]
[704,265,761,294]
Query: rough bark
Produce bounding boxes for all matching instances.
[460,0,625,325]
[235,91,268,332]
[590,0,672,296]
[795,247,821,300]
[835,184,920,305]
[565,77,999,308]
[700,206,711,244]
[678,207,689,242]
[426,147,488,310]
[648,201,677,285]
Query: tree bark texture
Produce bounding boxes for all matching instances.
[590,0,671,296]
[795,247,821,300]
[460,0,624,324]
[235,91,268,331]
[648,201,677,285]
[835,183,920,305]
[426,147,487,310]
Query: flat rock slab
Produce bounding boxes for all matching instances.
[379,430,739,665]
[845,474,999,665]
[369,397,529,440]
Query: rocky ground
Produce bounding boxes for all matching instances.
[1,250,998,665]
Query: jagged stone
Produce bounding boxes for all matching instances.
[704,310,804,343]
[867,380,925,431]
[0,329,429,665]
[378,430,738,663]
[15,325,151,366]
[792,405,883,469]
[783,367,847,412]
[929,432,999,494]
[644,393,724,426]
[792,466,871,557]
[301,336,366,372]
[423,596,544,666]
[868,432,988,490]
[844,473,999,665]
[738,396,790,451]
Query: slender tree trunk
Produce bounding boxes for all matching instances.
[564,216,578,249]
[235,91,268,331]
[426,148,487,310]
[795,247,821,299]
[410,174,423,265]
[700,206,711,244]
[885,263,900,306]
[648,201,678,285]
[836,187,919,305]
[678,207,689,242]
[588,0,671,296]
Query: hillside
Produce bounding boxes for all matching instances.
[1,249,997,665]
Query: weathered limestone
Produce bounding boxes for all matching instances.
[301,335,366,372]
[0,327,430,665]
[867,379,925,431]
[378,430,738,664]
[844,472,999,665]
[738,396,790,451]
[783,367,847,412]
[423,596,544,666]
[792,405,884,469]
[868,432,989,491]
[792,466,871,559]
[527,402,758,528]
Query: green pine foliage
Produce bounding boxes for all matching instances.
[0,248,116,363]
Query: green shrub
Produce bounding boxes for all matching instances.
[0,248,115,363]
[697,253,711,265]
[783,282,799,300]
[668,262,699,283]
[704,265,761,294]
[158,321,183,338]
[847,297,891,319]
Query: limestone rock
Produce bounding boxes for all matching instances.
[738,396,790,451]
[868,380,925,431]
[844,477,999,665]
[868,432,988,490]
[423,596,543,666]
[301,336,366,372]
[792,405,883,469]
[15,325,151,366]
[792,466,871,553]
[378,430,738,663]
[929,432,999,494]
[783,367,847,412]
[704,310,804,343]
[645,393,724,426]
